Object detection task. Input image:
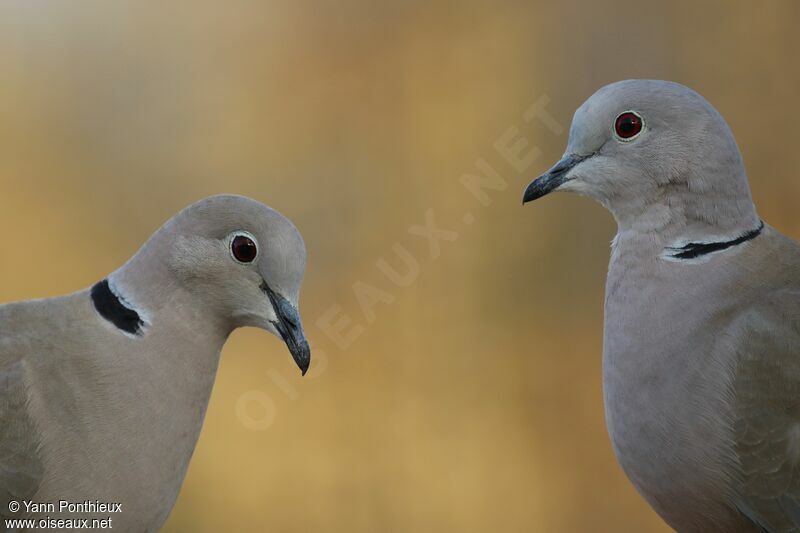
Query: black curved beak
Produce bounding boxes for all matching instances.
[523,153,590,204]
[262,284,310,375]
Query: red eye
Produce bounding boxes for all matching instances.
[614,111,644,140]
[231,234,257,263]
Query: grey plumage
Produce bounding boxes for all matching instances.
[0,194,309,531]
[524,80,800,532]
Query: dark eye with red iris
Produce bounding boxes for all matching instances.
[614,111,643,140]
[231,234,257,263]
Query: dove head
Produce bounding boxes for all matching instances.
[111,194,310,374]
[524,80,760,239]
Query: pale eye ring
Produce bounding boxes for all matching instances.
[229,231,259,264]
[613,110,645,142]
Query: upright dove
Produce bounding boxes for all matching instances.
[523,80,800,532]
[0,194,310,531]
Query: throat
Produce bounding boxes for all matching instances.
[662,220,764,261]
[91,279,146,335]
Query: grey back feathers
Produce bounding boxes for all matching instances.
[0,194,309,530]
[524,80,800,532]
[0,361,43,523]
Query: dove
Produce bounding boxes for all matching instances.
[1,194,309,531]
[524,80,800,532]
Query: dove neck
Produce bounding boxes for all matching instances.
[108,250,232,342]
[608,171,760,249]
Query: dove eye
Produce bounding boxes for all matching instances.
[614,111,644,141]
[230,232,258,263]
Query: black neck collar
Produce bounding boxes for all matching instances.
[666,220,765,260]
[91,279,144,335]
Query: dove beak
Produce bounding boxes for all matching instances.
[262,284,311,375]
[523,153,591,203]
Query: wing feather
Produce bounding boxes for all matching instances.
[0,307,44,522]
[733,290,800,532]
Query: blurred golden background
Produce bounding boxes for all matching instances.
[2,1,799,531]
